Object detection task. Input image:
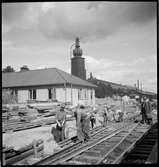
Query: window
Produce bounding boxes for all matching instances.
[11,90,14,96]
[78,90,80,100]
[33,89,36,99]
[52,88,56,100]
[29,90,32,99]
[48,89,52,99]
[10,90,18,102]
[15,90,18,96]
[78,89,82,100]
[29,89,36,100]
[91,89,93,100]
[48,88,56,100]
[14,90,18,102]
[85,89,88,99]
[78,89,88,100]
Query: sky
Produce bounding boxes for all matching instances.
[2,2,157,93]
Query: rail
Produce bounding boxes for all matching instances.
[34,122,134,165]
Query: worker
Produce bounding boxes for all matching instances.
[112,109,123,123]
[74,105,90,142]
[140,97,146,124]
[90,112,96,129]
[54,104,66,142]
[113,112,118,122]
[140,96,147,124]
[118,111,124,122]
[121,96,126,113]
[103,105,108,127]
[145,98,153,125]
[135,96,141,112]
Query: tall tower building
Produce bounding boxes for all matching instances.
[71,37,86,80]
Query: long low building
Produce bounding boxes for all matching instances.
[2,68,97,106]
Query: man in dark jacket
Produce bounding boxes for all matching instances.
[90,112,96,129]
[140,97,147,124]
[145,98,153,125]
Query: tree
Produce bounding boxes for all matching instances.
[116,88,124,96]
[2,89,17,104]
[20,65,29,71]
[95,83,106,98]
[2,66,15,73]
[106,84,114,97]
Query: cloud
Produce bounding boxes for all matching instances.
[85,56,127,78]
[2,2,157,93]
[85,56,100,65]
[123,2,156,23]
[85,56,117,73]
[88,2,156,22]
[2,2,156,42]
[38,2,156,41]
[84,55,157,92]
[2,3,41,31]
[2,3,29,24]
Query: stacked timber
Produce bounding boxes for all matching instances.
[3,140,44,165]
[3,115,75,133]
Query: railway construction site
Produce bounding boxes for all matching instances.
[2,98,157,165]
[2,2,157,166]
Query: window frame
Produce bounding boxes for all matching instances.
[29,89,36,100]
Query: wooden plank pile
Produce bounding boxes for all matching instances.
[3,139,44,165]
[2,102,75,133]
[3,115,75,133]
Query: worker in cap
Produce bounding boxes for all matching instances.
[90,111,96,129]
[102,104,108,126]
[54,104,66,142]
[140,97,146,124]
[145,97,153,125]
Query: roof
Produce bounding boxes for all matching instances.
[2,68,97,89]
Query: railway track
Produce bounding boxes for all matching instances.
[46,113,141,149]
[120,122,158,164]
[4,124,104,165]
[34,121,150,165]
[3,113,146,165]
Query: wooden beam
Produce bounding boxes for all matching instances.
[6,144,43,165]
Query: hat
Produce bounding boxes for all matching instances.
[143,96,147,100]
[60,103,65,109]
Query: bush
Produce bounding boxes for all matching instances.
[2,89,17,104]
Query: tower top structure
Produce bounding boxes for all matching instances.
[73,37,83,57]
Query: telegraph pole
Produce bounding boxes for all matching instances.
[70,43,75,105]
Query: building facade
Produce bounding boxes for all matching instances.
[2,68,96,106]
